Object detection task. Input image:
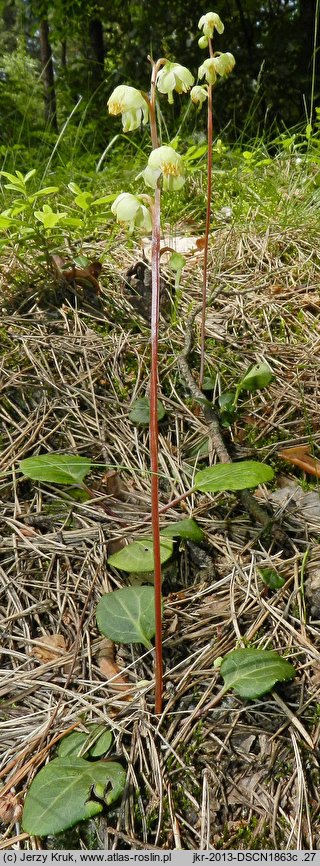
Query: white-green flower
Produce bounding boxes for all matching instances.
[213,52,236,76]
[107,85,149,132]
[139,146,185,192]
[156,62,194,104]
[111,193,152,233]
[198,12,224,38]
[198,58,217,86]
[198,53,235,85]
[190,85,208,106]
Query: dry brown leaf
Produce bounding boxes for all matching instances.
[31,633,67,664]
[51,255,102,294]
[278,445,320,478]
[97,638,132,700]
[0,791,23,825]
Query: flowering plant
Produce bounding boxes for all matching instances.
[192,11,235,387]
[106,12,234,714]
[107,52,193,715]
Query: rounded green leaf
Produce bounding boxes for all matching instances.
[57,732,89,758]
[129,397,166,426]
[202,376,215,391]
[19,454,91,485]
[218,390,236,411]
[57,726,112,759]
[89,729,113,758]
[220,648,295,699]
[194,460,274,493]
[108,537,173,573]
[22,757,126,836]
[161,518,204,542]
[239,362,274,393]
[96,586,157,648]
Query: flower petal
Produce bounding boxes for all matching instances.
[198,12,224,38]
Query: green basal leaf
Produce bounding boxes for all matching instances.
[220,648,295,699]
[0,170,26,184]
[57,727,112,759]
[89,729,113,758]
[194,461,274,493]
[161,518,204,542]
[257,567,285,590]
[167,252,186,273]
[239,362,274,393]
[218,390,236,411]
[19,454,91,485]
[96,585,157,649]
[57,732,89,758]
[129,397,166,426]
[108,537,173,573]
[60,217,83,227]
[22,757,125,836]
[202,376,215,391]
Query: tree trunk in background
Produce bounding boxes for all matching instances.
[298,0,317,71]
[89,15,105,87]
[39,17,58,131]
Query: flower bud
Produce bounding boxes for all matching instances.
[198,35,209,49]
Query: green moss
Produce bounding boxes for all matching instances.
[219,816,279,850]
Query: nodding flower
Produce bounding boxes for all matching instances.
[111,193,152,233]
[198,12,224,39]
[138,146,186,192]
[198,52,235,85]
[107,85,149,132]
[190,85,208,106]
[156,62,194,104]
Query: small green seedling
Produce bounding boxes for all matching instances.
[219,361,274,425]
[257,567,286,591]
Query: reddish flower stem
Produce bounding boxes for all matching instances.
[150,184,162,715]
[149,57,164,714]
[199,39,214,390]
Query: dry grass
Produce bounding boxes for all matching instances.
[1,217,320,850]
